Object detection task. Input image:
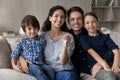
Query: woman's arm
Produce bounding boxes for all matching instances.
[11,58,23,72]
[19,56,29,73]
[59,33,74,65]
[59,40,68,65]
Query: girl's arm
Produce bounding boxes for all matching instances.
[112,48,120,74]
[88,48,111,71]
[103,34,120,74]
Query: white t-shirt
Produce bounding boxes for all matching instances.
[42,32,74,71]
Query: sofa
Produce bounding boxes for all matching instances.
[0,36,36,80]
[0,28,120,80]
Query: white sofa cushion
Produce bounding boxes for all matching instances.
[0,69,36,80]
[110,31,120,49]
[101,27,120,48]
[0,36,12,68]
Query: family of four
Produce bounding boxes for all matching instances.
[11,5,120,80]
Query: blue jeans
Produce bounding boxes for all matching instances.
[28,64,55,80]
[56,68,81,80]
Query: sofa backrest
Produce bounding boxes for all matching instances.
[0,36,12,68]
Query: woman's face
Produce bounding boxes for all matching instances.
[49,9,65,29]
[68,11,83,31]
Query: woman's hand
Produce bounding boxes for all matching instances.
[62,35,71,45]
[12,64,24,72]
[59,34,71,65]
[19,56,31,73]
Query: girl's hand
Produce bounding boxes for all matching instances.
[102,63,111,71]
[92,63,102,77]
[111,64,120,75]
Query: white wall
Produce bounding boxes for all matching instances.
[0,0,91,34]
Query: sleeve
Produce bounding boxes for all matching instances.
[79,35,91,51]
[11,39,23,59]
[104,34,118,50]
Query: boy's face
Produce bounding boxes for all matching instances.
[25,25,39,39]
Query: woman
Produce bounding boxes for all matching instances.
[42,5,81,80]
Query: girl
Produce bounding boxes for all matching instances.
[80,12,120,80]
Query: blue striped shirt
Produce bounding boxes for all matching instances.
[11,35,46,65]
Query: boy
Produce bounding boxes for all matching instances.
[11,15,54,80]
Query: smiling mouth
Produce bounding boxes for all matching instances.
[74,24,80,27]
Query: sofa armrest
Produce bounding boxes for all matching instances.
[0,36,12,68]
[0,69,36,80]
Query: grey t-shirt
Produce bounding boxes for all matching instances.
[42,32,74,71]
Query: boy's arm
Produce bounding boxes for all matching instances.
[112,48,120,74]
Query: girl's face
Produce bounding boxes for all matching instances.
[25,25,38,39]
[49,9,65,29]
[69,11,83,31]
[84,15,99,34]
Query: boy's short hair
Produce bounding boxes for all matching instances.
[21,15,40,32]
